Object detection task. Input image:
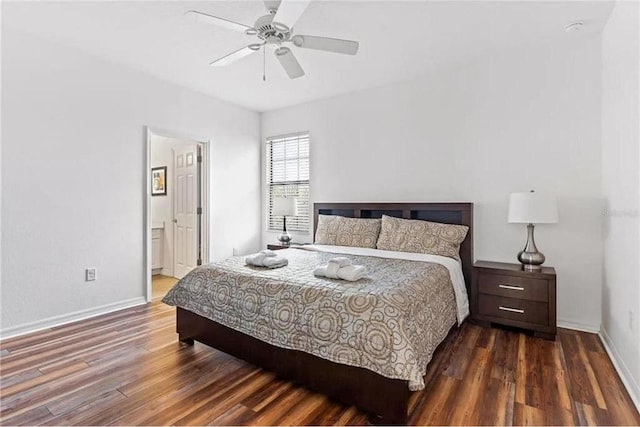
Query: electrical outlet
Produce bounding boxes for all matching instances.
[86,268,97,281]
[629,310,634,330]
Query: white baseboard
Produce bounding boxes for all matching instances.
[557,318,600,333]
[599,327,640,413]
[0,297,147,340]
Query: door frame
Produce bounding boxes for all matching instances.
[144,126,211,302]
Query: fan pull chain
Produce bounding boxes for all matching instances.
[263,46,266,82]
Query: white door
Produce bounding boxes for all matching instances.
[173,144,200,279]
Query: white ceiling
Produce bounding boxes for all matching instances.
[3,1,614,112]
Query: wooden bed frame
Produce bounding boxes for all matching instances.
[176,202,474,424]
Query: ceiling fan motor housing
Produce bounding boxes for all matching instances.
[253,14,291,46]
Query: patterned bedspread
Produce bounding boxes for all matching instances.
[162,248,457,390]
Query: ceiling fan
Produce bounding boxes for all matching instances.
[186,0,359,79]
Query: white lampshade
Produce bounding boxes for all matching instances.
[272,197,298,217]
[508,191,559,224]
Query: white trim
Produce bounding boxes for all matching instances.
[557,318,600,333]
[0,297,146,340]
[265,130,310,140]
[599,327,640,413]
[147,126,210,146]
[145,128,153,302]
[144,126,212,301]
[171,146,177,277]
[202,141,212,263]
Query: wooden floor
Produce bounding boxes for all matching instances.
[152,275,178,300]
[1,300,638,426]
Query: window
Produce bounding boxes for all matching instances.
[266,132,310,233]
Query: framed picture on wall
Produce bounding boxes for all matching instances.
[151,166,167,196]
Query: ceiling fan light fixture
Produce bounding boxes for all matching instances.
[248,43,263,51]
[245,28,258,36]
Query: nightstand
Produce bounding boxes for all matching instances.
[267,244,291,250]
[471,260,557,340]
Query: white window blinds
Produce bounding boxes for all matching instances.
[267,133,310,233]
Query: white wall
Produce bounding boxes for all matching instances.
[601,0,640,405]
[262,36,603,331]
[150,135,196,278]
[1,27,261,334]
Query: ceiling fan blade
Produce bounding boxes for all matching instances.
[263,0,281,12]
[275,47,305,79]
[291,35,359,55]
[273,0,310,31]
[210,44,262,67]
[186,10,254,33]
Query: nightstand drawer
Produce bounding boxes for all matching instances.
[478,294,548,326]
[478,273,548,302]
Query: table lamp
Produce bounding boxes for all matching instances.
[272,197,298,246]
[508,190,559,271]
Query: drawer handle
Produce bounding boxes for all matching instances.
[499,306,525,314]
[499,284,525,291]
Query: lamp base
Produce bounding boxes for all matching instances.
[278,230,292,247]
[517,223,546,271]
[518,256,544,271]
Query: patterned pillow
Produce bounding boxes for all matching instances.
[314,215,382,249]
[376,215,469,261]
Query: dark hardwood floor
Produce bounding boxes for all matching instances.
[1,300,638,426]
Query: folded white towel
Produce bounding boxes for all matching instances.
[262,256,288,269]
[313,265,327,278]
[245,253,270,266]
[326,262,341,279]
[245,252,288,268]
[313,264,367,282]
[260,249,277,257]
[337,265,367,281]
[327,257,352,268]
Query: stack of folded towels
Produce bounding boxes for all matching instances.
[245,250,288,269]
[313,257,367,282]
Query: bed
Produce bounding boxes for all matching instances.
[163,202,474,424]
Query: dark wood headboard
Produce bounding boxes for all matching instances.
[313,202,474,295]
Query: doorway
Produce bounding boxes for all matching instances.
[145,127,210,302]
